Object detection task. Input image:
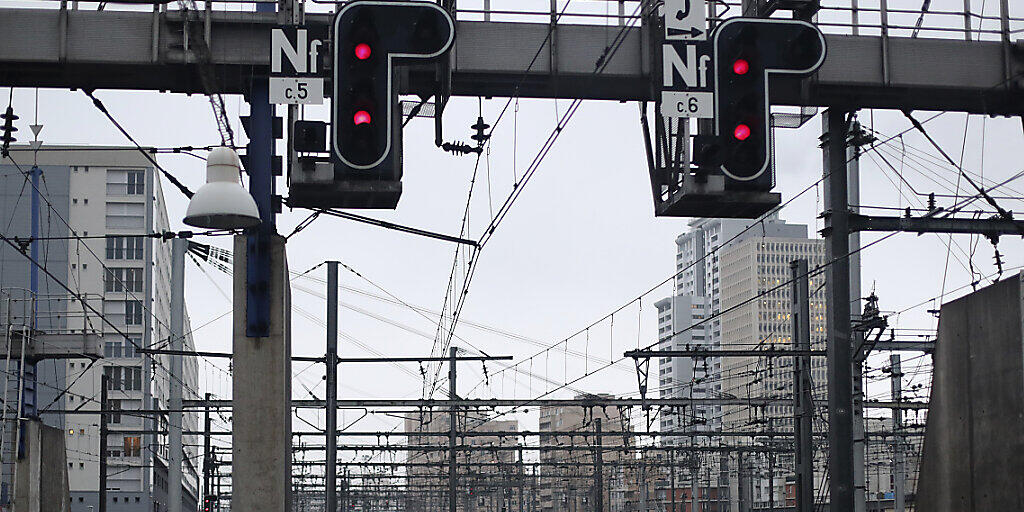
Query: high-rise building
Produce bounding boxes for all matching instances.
[0,147,200,512]
[657,217,808,437]
[719,235,827,432]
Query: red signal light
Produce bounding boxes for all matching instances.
[734,124,751,141]
[354,43,372,60]
[733,59,750,75]
[353,111,372,125]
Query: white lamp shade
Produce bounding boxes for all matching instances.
[183,147,261,229]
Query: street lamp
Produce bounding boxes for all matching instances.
[183,146,261,229]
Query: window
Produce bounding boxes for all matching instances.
[106,169,145,195]
[123,436,142,457]
[104,367,122,391]
[124,367,142,391]
[108,398,121,424]
[126,301,143,325]
[106,365,142,391]
[105,202,145,229]
[104,268,143,293]
[106,237,144,260]
[124,337,139,358]
[127,170,145,194]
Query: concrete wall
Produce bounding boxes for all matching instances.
[917,273,1024,511]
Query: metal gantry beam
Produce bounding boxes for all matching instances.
[178,397,929,410]
[0,9,1021,114]
[626,341,935,359]
[138,347,511,363]
[42,398,928,415]
[627,349,827,358]
[847,214,1024,237]
[291,444,790,453]
[118,428,925,438]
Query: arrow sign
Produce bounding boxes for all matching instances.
[665,0,707,41]
[668,26,704,39]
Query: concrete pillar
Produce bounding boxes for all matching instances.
[168,238,185,512]
[14,420,70,512]
[232,234,292,512]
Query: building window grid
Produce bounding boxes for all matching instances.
[104,267,144,293]
[105,237,144,260]
[106,169,145,195]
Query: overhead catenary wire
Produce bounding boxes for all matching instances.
[427,0,658,396]
[81,89,196,199]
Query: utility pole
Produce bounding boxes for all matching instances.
[168,237,185,512]
[669,449,675,512]
[594,417,603,512]
[768,418,775,512]
[449,346,458,512]
[99,373,108,512]
[639,454,647,512]
[214,447,221,509]
[24,164,39,422]
[231,3,292,511]
[326,261,339,512]
[848,120,870,512]
[791,259,814,512]
[690,455,697,512]
[890,354,905,512]
[519,446,525,512]
[823,108,855,512]
[203,392,212,504]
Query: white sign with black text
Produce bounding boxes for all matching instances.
[660,42,714,118]
[660,91,714,118]
[269,26,328,105]
[664,0,707,40]
[269,77,324,104]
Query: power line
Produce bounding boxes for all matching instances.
[81,89,196,199]
[428,0,657,396]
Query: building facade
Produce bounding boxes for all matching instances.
[405,409,525,512]
[0,147,200,512]
[657,217,808,438]
[718,234,827,508]
[537,394,632,512]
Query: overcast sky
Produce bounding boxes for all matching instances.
[2,0,1022,444]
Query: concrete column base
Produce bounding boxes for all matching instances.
[231,234,292,512]
[14,419,70,512]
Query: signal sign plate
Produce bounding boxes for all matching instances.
[661,41,714,118]
[269,25,329,105]
[661,91,713,118]
[270,77,324,105]
[665,0,707,41]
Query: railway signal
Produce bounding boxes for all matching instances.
[332,1,455,175]
[702,18,826,188]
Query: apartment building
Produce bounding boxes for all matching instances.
[537,394,632,512]
[0,147,200,512]
[405,409,524,512]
